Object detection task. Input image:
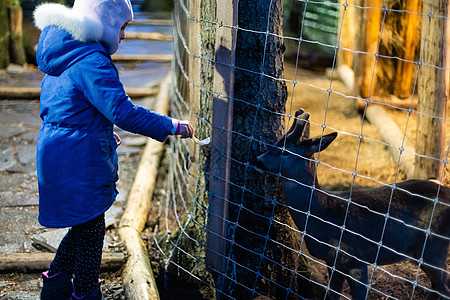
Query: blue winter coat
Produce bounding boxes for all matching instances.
[36,26,172,228]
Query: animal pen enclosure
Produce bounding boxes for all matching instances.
[149,0,450,299]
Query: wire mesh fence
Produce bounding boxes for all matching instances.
[149,0,450,299]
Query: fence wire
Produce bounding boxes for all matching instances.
[150,0,450,299]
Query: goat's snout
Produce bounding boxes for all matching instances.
[255,156,267,172]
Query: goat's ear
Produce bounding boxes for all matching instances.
[287,111,309,143]
[303,132,338,155]
[286,109,305,136]
[299,122,310,143]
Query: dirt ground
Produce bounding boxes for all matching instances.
[283,62,450,299]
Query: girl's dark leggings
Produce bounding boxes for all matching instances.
[48,213,105,297]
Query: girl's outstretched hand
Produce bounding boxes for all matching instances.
[113,132,122,145]
[179,121,194,139]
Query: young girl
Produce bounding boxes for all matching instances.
[34,0,193,299]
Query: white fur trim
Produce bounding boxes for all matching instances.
[33,3,102,43]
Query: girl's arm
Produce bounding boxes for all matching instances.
[76,54,193,141]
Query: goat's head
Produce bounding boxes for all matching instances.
[256,109,338,181]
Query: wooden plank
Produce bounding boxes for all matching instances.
[125,32,173,41]
[0,87,158,100]
[130,19,172,26]
[414,0,449,180]
[206,0,237,274]
[0,252,124,273]
[112,54,173,62]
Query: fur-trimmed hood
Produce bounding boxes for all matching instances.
[34,3,103,44]
[34,0,133,55]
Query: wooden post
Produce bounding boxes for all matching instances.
[9,5,26,65]
[393,0,420,99]
[187,0,201,176]
[352,0,363,99]
[337,0,355,68]
[188,0,201,112]
[206,0,237,274]
[0,0,10,69]
[360,0,382,99]
[414,0,449,180]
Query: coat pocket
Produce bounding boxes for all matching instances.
[96,132,119,184]
[97,132,118,155]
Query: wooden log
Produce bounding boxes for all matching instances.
[118,138,164,232]
[0,87,158,100]
[337,64,355,94]
[130,19,172,26]
[414,0,449,180]
[0,86,40,99]
[118,75,171,300]
[125,32,173,41]
[365,105,415,179]
[0,252,124,273]
[393,0,420,99]
[118,227,159,300]
[111,54,173,62]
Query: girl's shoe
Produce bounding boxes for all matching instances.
[71,283,105,300]
[40,271,73,300]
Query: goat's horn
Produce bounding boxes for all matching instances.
[287,110,309,142]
